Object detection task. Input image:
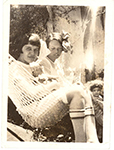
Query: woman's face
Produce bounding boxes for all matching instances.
[22,44,39,64]
[48,40,63,61]
[92,87,101,97]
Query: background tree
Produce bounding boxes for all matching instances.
[9,5,49,59]
[9,5,105,82]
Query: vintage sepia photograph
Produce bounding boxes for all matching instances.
[1,0,114,149]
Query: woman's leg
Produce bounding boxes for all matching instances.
[83,90,99,142]
[66,85,99,142]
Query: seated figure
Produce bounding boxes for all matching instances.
[9,32,99,142]
[90,83,103,142]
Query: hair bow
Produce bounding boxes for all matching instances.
[61,30,73,54]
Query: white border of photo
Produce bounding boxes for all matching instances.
[1,0,114,150]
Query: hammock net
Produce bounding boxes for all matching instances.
[8,54,69,129]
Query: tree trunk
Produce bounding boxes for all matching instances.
[46,6,54,34]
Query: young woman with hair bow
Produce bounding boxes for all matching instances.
[16,32,98,142]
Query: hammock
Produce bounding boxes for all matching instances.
[8,54,69,129]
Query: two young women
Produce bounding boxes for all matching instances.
[17,32,98,142]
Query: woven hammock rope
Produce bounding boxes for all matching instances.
[8,54,69,128]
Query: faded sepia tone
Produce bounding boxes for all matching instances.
[1,0,114,149]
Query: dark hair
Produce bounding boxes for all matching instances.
[19,35,29,53]
[20,34,41,53]
[28,40,41,50]
[90,84,103,91]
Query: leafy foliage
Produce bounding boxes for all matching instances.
[9,5,49,59]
